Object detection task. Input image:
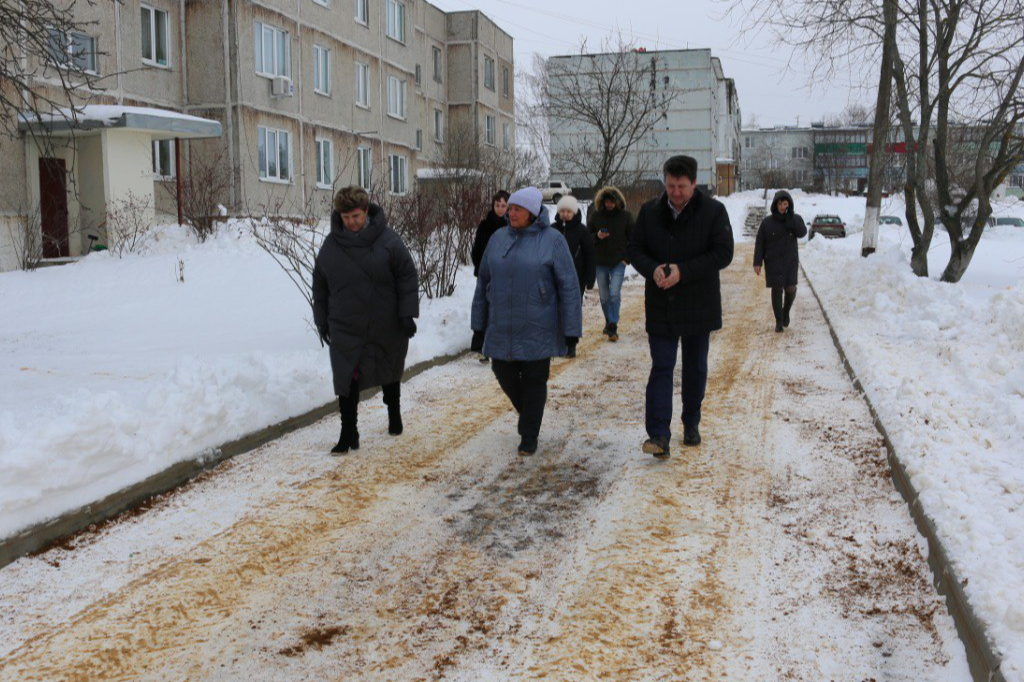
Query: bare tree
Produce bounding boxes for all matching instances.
[106,191,157,257]
[542,35,686,190]
[2,205,43,270]
[730,0,1024,281]
[1,0,114,149]
[861,0,898,257]
[160,147,235,243]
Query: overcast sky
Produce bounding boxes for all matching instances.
[429,0,873,128]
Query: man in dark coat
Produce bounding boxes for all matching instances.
[312,186,419,455]
[753,190,807,332]
[588,186,634,341]
[471,190,510,277]
[627,155,734,458]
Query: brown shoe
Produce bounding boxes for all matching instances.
[608,323,618,342]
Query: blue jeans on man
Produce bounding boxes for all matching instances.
[595,262,626,325]
[645,332,711,441]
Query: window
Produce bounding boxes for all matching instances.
[358,146,372,189]
[141,5,170,66]
[416,129,423,150]
[313,0,329,6]
[387,75,406,119]
[502,122,510,150]
[744,136,752,148]
[47,29,98,73]
[152,139,174,178]
[792,146,808,159]
[432,46,442,82]
[434,108,443,142]
[415,64,421,87]
[483,56,495,90]
[258,125,291,181]
[254,21,290,77]
[355,62,369,107]
[485,115,496,146]
[355,0,369,24]
[385,0,405,42]
[315,138,333,188]
[502,67,509,97]
[389,154,408,194]
[312,45,330,95]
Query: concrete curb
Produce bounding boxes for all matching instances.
[800,263,1006,682]
[0,350,470,571]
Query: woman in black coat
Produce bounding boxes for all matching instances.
[471,190,510,277]
[551,196,596,358]
[753,190,808,332]
[312,186,419,455]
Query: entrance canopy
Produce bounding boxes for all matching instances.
[18,105,222,139]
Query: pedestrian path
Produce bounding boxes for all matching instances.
[0,244,968,681]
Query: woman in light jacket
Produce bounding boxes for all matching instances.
[471,187,582,456]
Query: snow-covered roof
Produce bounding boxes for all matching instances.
[19,106,222,139]
[716,157,736,164]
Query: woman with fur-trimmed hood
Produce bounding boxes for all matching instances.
[753,189,807,332]
[587,186,634,342]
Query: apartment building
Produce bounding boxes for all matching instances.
[546,48,741,196]
[740,123,910,194]
[0,0,514,271]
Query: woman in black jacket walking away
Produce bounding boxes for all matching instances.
[552,195,596,357]
[753,190,807,332]
[312,186,419,455]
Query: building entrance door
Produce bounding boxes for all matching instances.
[39,158,70,258]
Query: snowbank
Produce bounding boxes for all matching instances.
[0,222,474,541]
[800,216,1024,681]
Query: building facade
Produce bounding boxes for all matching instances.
[546,48,741,196]
[0,0,514,271]
[740,123,909,194]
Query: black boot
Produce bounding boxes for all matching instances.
[771,287,784,332]
[683,424,702,446]
[517,436,538,456]
[783,287,796,328]
[383,383,403,436]
[331,390,359,455]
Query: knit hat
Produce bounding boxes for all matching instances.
[508,186,543,217]
[556,195,579,215]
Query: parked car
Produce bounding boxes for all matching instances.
[541,181,573,203]
[988,216,1024,228]
[809,214,847,239]
[880,215,903,226]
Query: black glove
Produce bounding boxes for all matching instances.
[471,330,485,352]
[566,336,579,349]
[400,317,417,339]
[317,325,331,346]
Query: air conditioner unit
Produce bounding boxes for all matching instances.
[271,76,293,97]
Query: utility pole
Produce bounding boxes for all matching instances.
[862,0,897,257]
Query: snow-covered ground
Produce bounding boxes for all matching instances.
[722,189,1024,681]
[0,222,474,541]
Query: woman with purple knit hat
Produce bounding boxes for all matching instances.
[470,187,582,456]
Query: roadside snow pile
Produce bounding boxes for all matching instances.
[801,229,1024,681]
[0,221,474,541]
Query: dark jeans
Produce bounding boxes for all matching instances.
[645,332,711,440]
[491,358,551,440]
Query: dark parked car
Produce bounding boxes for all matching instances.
[809,214,847,239]
[880,215,903,226]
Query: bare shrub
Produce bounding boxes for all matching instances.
[161,147,233,243]
[105,191,157,257]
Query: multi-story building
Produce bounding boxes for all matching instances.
[740,122,908,194]
[546,48,741,196]
[0,0,514,271]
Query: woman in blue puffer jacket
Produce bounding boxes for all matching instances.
[471,186,583,456]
